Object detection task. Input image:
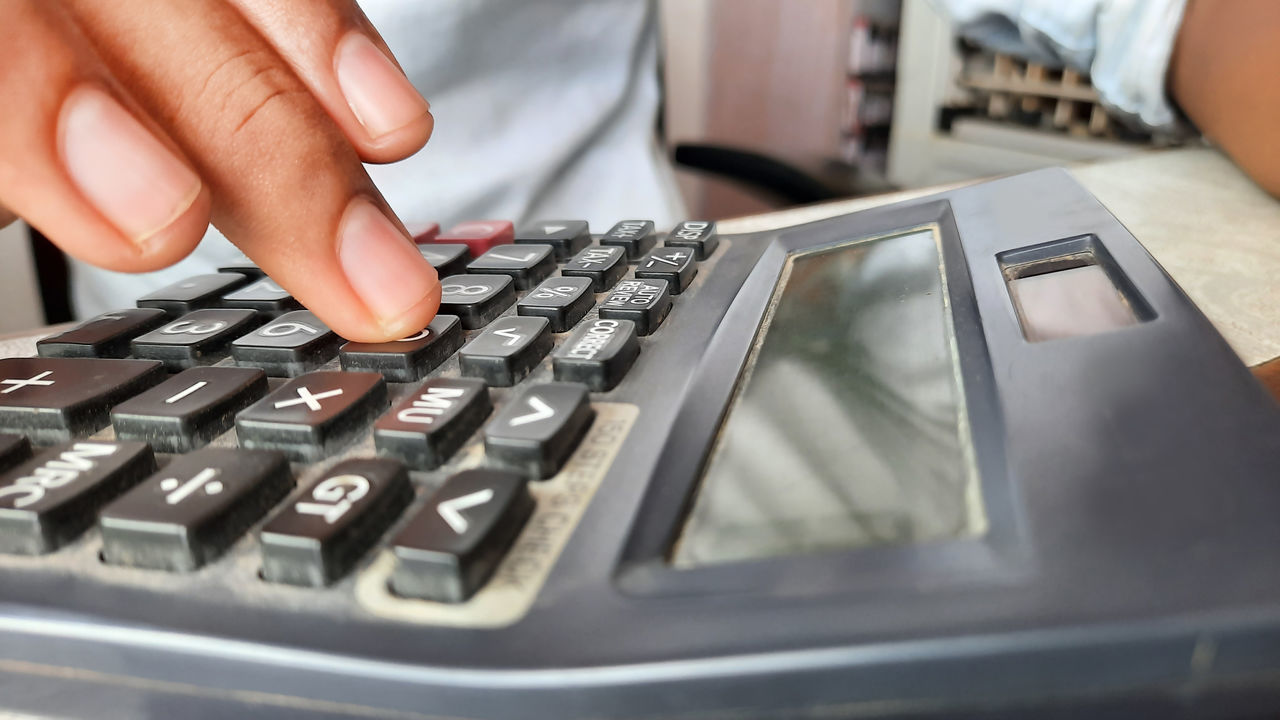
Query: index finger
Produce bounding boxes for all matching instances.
[69,0,439,342]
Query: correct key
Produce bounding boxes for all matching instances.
[458,316,552,387]
[100,448,294,572]
[552,318,640,391]
[0,357,165,444]
[236,371,389,461]
[484,382,595,479]
[261,458,413,587]
[374,378,492,470]
[0,442,156,555]
[390,469,533,603]
[111,367,268,453]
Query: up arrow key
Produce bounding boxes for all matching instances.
[485,383,595,478]
[390,469,534,603]
[515,220,590,259]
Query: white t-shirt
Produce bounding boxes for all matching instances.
[71,0,683,317]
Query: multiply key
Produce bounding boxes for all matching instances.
[231,310,341,377]
[636,246,697,294]
[552,318,640,391]
[339,314,464,382]
[375,378,491,469]
[459,316,552,387]
[236,371,388,461]
[484,382,595,479]
[0,357,165,443]
[517,276,594,332]
[599,220,657,260]
[131,309,262,371]
[390,469,534,603]
[663,220,719,259]
[112,367,268,453]
[100,448,293,572]
[261,458,413,587]
[0,442,155,555]
[136,273,249,315]
[561,245,627,292]
[37,308,168,359]
[599,278,672,336]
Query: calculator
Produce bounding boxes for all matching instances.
[2,169,1280,719]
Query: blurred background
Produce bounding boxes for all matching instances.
[0,0,1187,334]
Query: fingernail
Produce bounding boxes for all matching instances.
[61,86,202,245]
[335,32,431,140]
[338,197,439,328]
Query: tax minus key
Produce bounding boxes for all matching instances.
[425,221,515,257]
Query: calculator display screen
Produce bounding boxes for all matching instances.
[671,228,986,567]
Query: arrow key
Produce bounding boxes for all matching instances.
[458,316,552,387]
[390,469,533,603]
[485,382,594,478]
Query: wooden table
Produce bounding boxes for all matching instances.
[720,147,1280,396]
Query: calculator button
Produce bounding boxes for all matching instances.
[37,308,168,359]
[515,220,591,259]
[409,221,441,244]
[664,220,719,259]
[260,458,413,587]
[131,309,263,371]
[374,378,492,469]
[552,319,640,391]
[390,469,533,603]
[438,274,515,329]
[218,277,301,317]
[417,243,471,277]
[112,367,268,453]
[236,371,388,461]
[485,382,595,478]
[136,273,250,315]
[0,442,155,555]
[600,220,657,260]
[100,448,293,572]
[561,245,628,292]
[0,435,31,474]
[0,357,165,443]
[517,276,594,332]
[230,310,340,377]
[466,245,555,290]
[432,221,515,257]
[635,246,698,294]
[599,278,672,336]
[339,314,464,383]
[459,316,552,387]
[217,254,266,277]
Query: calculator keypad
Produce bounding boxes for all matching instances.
[0,217,718,619]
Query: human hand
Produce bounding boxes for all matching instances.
[0,0,440,342]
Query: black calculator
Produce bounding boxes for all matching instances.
[2,169,1280,719]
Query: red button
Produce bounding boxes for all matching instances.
[430,221,515,256]
[409,222,441,244]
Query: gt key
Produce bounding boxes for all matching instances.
[261,459,413,587]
